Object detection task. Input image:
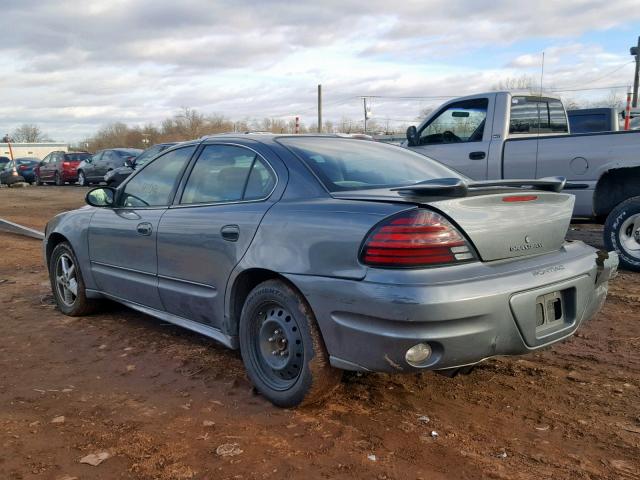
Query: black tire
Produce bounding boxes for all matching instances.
[5,175,25,185]
[54,171,63,186]
[35,173,43,186]
[77,170,89,187]
[239,279,341,407]
[49,242,98,316]
[604,196,640,272]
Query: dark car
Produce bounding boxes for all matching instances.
[0,157,40,184]
[105,143,177,187]
[0,156,10,170]
[77,148,142,186]
[36,151,92,185]
[44,134,618,407]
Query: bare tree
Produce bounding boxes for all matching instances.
[492,75,536,91]
[11,124,51,142]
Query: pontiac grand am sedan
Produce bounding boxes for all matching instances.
[44,135,618,407]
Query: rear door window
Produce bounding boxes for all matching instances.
[180,145,275,204]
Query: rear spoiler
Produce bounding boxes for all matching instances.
[391,176,567,197]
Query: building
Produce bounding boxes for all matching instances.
[0,142,69,160]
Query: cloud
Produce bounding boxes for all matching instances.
[0,0,638,141]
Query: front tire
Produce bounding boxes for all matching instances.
[604,196,640,272]
[239,279,341,407]
[54,171,63,186]
[49,242,98,316]
[35,173,43,186]
[78,171,88,187]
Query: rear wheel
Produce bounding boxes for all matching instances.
[604,196,640,272]
[54,171,63,186]
[49,242,98,316]
[239,279,341,407]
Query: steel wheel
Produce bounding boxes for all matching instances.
[618,213,640,260]
[54,253,78,307]
[248,302,305,391]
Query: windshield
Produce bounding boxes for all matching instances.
[278,137,462,192]
[115,149,143,158]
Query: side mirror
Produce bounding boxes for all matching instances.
[406,125,418,147]
[86,187,115,208]
[125,158,135,168]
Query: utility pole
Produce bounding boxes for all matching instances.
[363,97,368,133]
[317,84,322,133]
[631,36,640,108]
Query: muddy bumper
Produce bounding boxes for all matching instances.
[286,243,618,373]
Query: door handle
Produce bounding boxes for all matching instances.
[469,151,486,160]
[221,225,240,242]
[136,222,153,236]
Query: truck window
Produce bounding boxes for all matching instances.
[568,114,608,133]
[418,98,488,145]
[509,97,568,135]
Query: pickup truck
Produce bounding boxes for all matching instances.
[404,91,640,271]
[567,108,621,133]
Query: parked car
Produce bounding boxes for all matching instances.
[44,135,618,407]
[36,151,92,185]
[0,157,40,184]
[404,91,640,271]
[0,156,10,170]
[105,143,177,187]
[77,148,142,186]
[567,108,621,133]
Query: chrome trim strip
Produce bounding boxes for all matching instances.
[91,260,153,277]
[157,274,216,290]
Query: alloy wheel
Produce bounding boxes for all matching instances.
[55,253,79,307]
[619,213,640,260]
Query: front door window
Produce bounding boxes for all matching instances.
[419,98,488,145]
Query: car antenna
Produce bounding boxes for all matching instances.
[534,51,545,179]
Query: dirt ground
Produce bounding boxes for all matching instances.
[1,186,639,480]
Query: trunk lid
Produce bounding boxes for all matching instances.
[332,188,575,262]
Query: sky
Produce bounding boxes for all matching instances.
[1,0,639,143]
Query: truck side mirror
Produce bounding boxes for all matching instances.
[406,126,418,146]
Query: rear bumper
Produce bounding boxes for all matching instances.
[286,242,618,373]
[61,169,78,181]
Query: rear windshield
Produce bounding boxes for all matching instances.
[64,153,91,161]
[115,149,142,158]
[278,137,461,192]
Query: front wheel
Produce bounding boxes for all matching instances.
[239,279,341,407]
[49,242,98,316]
[604,196,640,272]
[77,171,88,187]
[54,172,63,186]
[35,173,43,186]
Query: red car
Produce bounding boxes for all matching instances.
[36,151,92,185]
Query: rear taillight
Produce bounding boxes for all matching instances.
[361,209,476,268]
[62,161,70,167]
[18,165,27,170]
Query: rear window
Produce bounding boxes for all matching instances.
[509,97,568,135]
[115,149,142,158]
[64,153,91,162]
[278,137,461,192]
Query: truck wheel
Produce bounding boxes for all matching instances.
[604,196,640,272]
[239,279,341,407]
[49,242,99,316]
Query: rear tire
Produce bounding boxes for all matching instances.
[55,171,63,186]
[78,171,88,187]
[239,279,341,407]
[604,196,640,272]
[49,242,98,316]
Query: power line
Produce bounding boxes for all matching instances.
[552,61,634,90]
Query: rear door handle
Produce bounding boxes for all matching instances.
[221,225,240,242]
[469,151,486,160]
[136,222,153,236]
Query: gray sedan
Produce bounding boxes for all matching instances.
[44,135,618,407]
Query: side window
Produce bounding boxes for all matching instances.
[121,146,195,208]
[419,98,488,145]
[41,155,50,164]
[180,145,274,204]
